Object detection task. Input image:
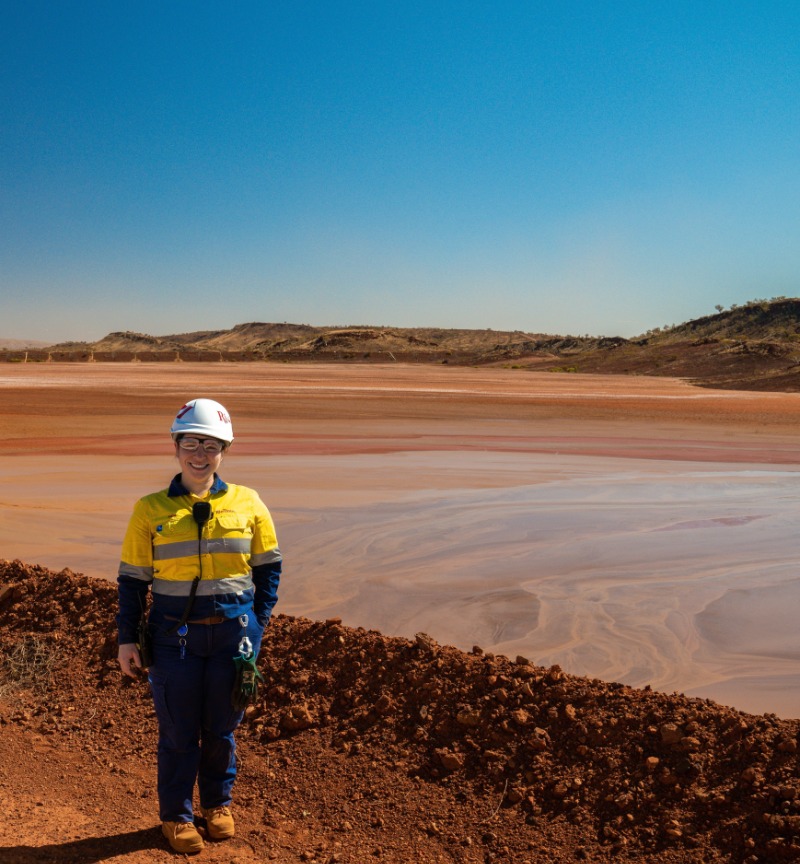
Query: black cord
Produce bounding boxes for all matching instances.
[167,502,212,635]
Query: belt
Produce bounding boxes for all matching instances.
[164,615,226,626]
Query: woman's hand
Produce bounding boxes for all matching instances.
[118,643,143,678]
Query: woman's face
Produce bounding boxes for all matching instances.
[175,436,225,493]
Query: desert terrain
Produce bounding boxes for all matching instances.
[3,361,800,862]
[3,362,800,716]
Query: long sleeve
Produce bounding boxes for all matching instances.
[248,489,281,627]
[116,573,150,644]
[252,560,281,627]
[117,498,154,644]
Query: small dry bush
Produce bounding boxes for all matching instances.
[0,635,57,697]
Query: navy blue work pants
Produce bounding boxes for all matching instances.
[148,612,263,823]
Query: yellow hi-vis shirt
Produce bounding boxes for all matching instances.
[119,480,281,601]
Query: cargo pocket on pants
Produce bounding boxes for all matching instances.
[149,674,178,747]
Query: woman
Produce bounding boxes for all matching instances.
[116,398,281,854]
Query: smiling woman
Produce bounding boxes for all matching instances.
[115,397,282,854]
[170,398,232,495]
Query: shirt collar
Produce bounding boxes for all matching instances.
[168,473,228,497]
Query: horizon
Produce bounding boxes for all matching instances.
[3,4,800,342]
[5,293,798,348]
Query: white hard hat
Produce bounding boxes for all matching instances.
[170,398,234,443]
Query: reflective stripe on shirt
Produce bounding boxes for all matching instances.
[151,573,254,596]
[119,563,154,581]
[153,537,253,561]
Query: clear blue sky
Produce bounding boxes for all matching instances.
[2,2,799,342]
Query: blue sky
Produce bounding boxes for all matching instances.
[2,2,799,342]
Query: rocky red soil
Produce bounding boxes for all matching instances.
[1,560,799,863]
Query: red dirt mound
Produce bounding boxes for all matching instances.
[1,560,798,863]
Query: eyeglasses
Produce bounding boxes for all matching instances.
[178,437,226,454]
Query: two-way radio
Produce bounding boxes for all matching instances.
[167,501,213,635]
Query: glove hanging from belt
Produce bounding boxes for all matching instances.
[231,614,264,711]
[231,651,264,711]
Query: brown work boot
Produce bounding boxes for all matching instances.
[162,820,204,853]
[201,805,235,840]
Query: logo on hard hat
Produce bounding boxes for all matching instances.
[170,398,234,443]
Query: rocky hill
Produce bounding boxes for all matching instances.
[1,559,799,862]
[6,297,800,391]
[43,323,587,366]
[571,298,800,391]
